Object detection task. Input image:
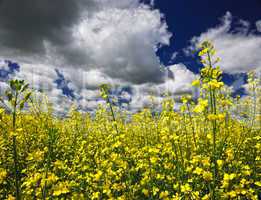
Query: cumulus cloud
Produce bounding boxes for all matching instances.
[186,12,261,73]
[0,0,171,84]
[56,5,170,84]
[0,0,197,113]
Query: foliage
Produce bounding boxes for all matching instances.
[0,42,260,200]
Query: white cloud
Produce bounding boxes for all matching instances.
[170,52,178,62]
[0,61,9,71]
[60,5,171,84]
[14,63,57,90]
[256,20,261,32]
[128,64,196,112]
[0,81,9,94]
[186,12,261,73]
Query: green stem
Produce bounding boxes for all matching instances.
[182,114,190,160]
[106,96,119,134]
[186,103,197,149]
[12,91,21,200]
[211,90,217,200]
[207,51,217,200]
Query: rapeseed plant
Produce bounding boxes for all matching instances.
[0,41,260,199]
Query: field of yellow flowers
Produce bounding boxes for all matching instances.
[0,42,260,200]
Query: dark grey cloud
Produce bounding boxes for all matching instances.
[0,0,95,53]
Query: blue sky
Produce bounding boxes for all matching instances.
[155,0,261,62]
[154,0,261,93]
[0,0,260,114]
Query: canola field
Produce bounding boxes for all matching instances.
[0,42,260,199]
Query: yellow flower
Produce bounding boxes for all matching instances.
[192,79,200,87]
[217,159,224,168]
[7,195,15,200]
[16,128,23,132]
[0,168,7,183]
[142,189,149,197]
[193,167,203,175]
[203,171,213,181]
[27,150,44,161]
[92,192,100,199]
[207,113,225,121]
[181,183,191,193]
[150,157,158,164]
[93,170,103,182]
[181,96,188,104]
[193,98,208,113]
[242,165,251,176]
[226,148,234,160]
[207,114,216,121]
[152,187,159,196]
[228,190,237,198]
[207,133,212,140]
[53,182,70,196]
[46,173,58,184]
[217,113,225,121]
[254,181,261,187]
[159,190,169,199]
[156,173,164,180]
[9,131,17,137]
[201,158,210,167]
[198,48,208,56]
[202,194,211,200]
[208,79,224,89]
[228,173,236,180]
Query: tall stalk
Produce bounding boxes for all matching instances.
[207,51,218,200]
[186,103,197,149]
[12,91,21,200]
[4,79,31,200]
[100,84,119,134]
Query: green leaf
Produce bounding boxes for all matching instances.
[23,92,32,103]
[10,80,16,90]
[5,91,13,101]
[20,100,25,110]
[21,83,29,92]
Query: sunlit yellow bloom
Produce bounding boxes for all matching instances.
[193,98,208,113]
[193,167,203,175]
[192,79,200,87]
[159,191,169,199]
[150,157,158,164]
[228,190,237,198]
[92,192,100,199]
[203,171,213,181]
[93,170,103,182]
[0,168,7,183]
[202,194,211,200]
[181,183,191,193]
[53,182,70,196]
[254,181,261,187]
[152,187,159,196]
[217,159,224,168]
[7,195,15,200]
[201,158,210,167]
[225,148,234,160]
[208,79,224,89]
[142,189,149,197]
